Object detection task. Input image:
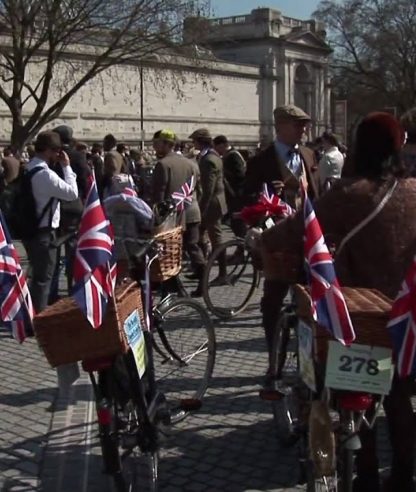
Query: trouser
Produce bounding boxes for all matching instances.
[183,222,205,271]
[261,279,289,369]
[230,215,246,239]
[200,217,226,276]
[355,376,415,491]
[24,229,57,313]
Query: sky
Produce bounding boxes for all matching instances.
[210,1,321,20]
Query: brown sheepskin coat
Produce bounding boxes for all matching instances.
[261,177,416,299]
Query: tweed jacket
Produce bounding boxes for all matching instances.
[261,177,416,299]
[244,143,319,206]
[198,149,227,224]
[152,152,201,224]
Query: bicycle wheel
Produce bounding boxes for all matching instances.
[111,396,159,492]
[202,238,259,319]
[153,297,216,423]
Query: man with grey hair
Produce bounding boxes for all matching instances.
[244,104,319,383]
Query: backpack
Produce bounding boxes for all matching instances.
[0,166,53,240]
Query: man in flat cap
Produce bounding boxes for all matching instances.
[244,104,319,384]
[189,128,227,296]
[152,129,204,296]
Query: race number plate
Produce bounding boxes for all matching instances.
[123,309,147,378]
[325,341,393,395]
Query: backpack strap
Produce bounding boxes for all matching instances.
[27,166,55,228]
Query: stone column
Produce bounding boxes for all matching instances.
[284,59,291,104]
[315,66,325,134]
[324,67,332,129]
[288,60,296,105]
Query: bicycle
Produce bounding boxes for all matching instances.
[201,235,260,319]
[82,238,216,491]
[260,285,393,492]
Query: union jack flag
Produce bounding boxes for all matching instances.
[387,257,416,377]
[260,183,294,217]
[303,187,355,346]
[172,176,195,212]
[122,187,137,198]
[0,211,34,342]
[72,175,116,329]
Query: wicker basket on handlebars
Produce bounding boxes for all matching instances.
[150,226,183,283]
[34,281,145,367]
[261,250,302,283]
[293,284,393,363]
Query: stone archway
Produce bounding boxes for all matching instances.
[294,63,314,116]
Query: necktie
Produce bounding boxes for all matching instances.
[287,147,301,175]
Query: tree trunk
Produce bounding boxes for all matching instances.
[10,119,31,156]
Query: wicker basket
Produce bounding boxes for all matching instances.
[150,226,183,283]
[293,284,393,363]
[34,281,145,367]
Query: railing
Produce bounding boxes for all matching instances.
[281,16,309,28]
[209,14,249,26]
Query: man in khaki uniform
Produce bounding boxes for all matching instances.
[189,128,228,296]
[244,105,319,383]
[152,129,205,296]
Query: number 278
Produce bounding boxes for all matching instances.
[339,355,379,375]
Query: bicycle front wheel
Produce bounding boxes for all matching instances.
[153,297,216,423]
[202,238,259,319]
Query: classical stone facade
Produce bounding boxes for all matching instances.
[0,8,331,148]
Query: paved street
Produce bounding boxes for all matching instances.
[0,247,395,492]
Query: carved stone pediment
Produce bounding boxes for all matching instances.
[283,31,331,51]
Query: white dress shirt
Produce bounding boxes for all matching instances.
[318,146,345,185]
[27,157,78,229]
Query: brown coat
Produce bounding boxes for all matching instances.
[261,177,416,299]
[198,150,227,224]
[244,143,319,205]
[152,152,201,224]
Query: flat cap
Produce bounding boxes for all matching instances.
[189,128,212,140]
[273,105,311,122]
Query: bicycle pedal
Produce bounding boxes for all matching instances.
[259,388,286,401]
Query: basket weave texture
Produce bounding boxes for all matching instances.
[150,226,182,282]
[293,284,393,362]
[34,281,144,367]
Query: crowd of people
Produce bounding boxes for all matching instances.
[3,103,416,490]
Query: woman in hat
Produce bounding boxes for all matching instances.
[258,112,416,491]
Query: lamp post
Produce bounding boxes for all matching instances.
[140,65,145,151]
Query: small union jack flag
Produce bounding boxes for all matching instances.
[387,257,416,377]
[0,211,34,342]
[72,175,116,329]
[303,187,355,346]
[260,183,294,217]
[122,187,137,198]
[172,176,195,212]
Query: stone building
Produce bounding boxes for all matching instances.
[0,8,332,148]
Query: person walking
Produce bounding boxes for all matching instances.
[189,128,228,295]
